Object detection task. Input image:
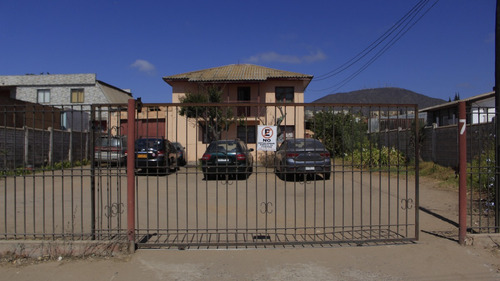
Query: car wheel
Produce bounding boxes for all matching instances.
[324,172,331,180]
[169,158,177,173]
[237,170,248,180]
[275,167,283,180]
[204,172,215,180]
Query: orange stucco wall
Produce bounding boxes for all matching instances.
[166,80,307,164]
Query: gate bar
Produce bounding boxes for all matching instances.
[127,99,136,252]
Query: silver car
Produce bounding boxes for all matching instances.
[94,136,127,167]
[275,138,331,181]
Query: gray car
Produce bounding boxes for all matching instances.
[94,136,127,167]
[274,138,331,181]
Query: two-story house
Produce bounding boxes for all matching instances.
[0,73,133,132]
[162,64,313,163]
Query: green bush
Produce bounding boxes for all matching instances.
[345,145,406,168]
[468,146,496,195]
[310,111,367,156]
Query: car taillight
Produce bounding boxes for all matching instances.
[286,153,299,158]
[157,150,165,157]
[320,152,330,158]
[201,153,211,161]
[236,153,246,161]
[124,150,128,156]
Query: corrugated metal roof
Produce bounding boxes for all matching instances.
[419,91,495,112]
[163,64,313,84]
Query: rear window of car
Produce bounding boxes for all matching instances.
[289,139,324,149]
[208,142,238,152]
[97,137,124,147]
[136,139,164,150]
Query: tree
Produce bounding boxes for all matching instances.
[179,85,234,142]
[310,111,367,157]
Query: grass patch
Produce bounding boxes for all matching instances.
[419,161,458,188]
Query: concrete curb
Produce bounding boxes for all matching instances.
[464,233,500,248]
[0,240,131,259]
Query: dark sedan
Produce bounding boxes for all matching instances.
[135,138,178,174]
[172,142,187,166]
[201,139,254,180]
[275,138,331,181]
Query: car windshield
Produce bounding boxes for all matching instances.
[289,139,324,150]
[208,142,238,152]
[135,139,163,150]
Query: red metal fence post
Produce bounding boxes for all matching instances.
[127,99,136,252]
[458,101,467,245]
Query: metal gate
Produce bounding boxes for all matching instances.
[0,102,419,248]
[128,102,419,248]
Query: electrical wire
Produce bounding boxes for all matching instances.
[311,0,440,93]
[314,0,429,81]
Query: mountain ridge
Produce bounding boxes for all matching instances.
[310,87,446,109]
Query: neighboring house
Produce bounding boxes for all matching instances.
[418,91,496,167]
[0,73,133,132]
[420,91,495,127]
[162,64,313,163]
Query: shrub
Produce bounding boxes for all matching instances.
[258,152,276,168]
[310,111,367,156]
[468,146,496,196]
[345,145,406,168]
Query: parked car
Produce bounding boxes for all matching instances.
[201,139,254,180]
[135,138,178,174]
[172,142,186,166]
[94,136,127,167]
[274,138,331,181]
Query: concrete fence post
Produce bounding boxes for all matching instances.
[24,126,29,167]
[48,127,53,166]
[68,129,73,163]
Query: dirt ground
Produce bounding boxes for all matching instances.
[0,176,499,281]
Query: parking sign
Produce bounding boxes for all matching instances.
[257,125,277,151]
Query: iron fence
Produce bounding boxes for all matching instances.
[0,102,420,247]
[466,106,499,234]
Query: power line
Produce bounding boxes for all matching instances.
[314,0,428,81]
[311,0,440,93]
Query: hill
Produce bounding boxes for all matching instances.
[310,87,446,109]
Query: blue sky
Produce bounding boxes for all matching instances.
[0,0,495,103]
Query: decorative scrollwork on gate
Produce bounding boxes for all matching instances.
[401,199,414,210]
[105,203,124,218]
[260,202,274,214]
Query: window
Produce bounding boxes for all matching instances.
[237,87,251,116]
[237,125,256,144]
[71,89,84,103]
[37,89,50,103]
[275,87,294,103]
